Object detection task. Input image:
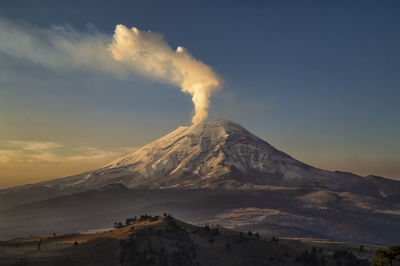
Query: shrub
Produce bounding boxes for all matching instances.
[294,250,319,266]
[333,249,368,266]
[372,246,400,266]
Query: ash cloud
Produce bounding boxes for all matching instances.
[0,18,122,75]
[0,18,223,123]
[108,25,224,124]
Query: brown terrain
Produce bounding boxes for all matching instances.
[0,215,377,266]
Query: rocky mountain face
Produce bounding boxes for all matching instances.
[0,118,399,245]
[17,118,397,195]
[87,118,312,189]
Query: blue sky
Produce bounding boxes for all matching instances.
[0,0,399,187]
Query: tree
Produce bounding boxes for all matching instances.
[387,246,400,262]
[126,218,134,226]
[239,231,244,242]
[271,236,279,243]
[114,222,123,229]
[37,238,42,251]
[294,251,319,266]
[372,246,400,266]
[320,255,326,266]
[211,228,219,235]
[312,247,317,254]
[333,249,368,266]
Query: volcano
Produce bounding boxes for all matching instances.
[0,118,399,245]
[13,118,397,194]
[86,118,337,189]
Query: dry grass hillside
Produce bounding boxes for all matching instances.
[0,215,378,266]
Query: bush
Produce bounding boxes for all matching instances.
[333,249,368,266]
[294,251,319,266]
[114,222,123,229]
[312,247,317,253]
[271,236,279,243]
[372,246,400,266]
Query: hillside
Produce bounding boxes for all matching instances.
[1,184,399,246]
[0,215,375,266]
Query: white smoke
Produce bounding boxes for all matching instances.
[108,25,224,124]
[0,19,223,123]
[0,18,122,75]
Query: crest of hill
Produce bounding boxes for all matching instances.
[0,215,373,266]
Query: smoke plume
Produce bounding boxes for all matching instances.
[108,25,224,124]
[0,18,223,123]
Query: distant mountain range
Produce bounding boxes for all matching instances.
[0,118,399,245]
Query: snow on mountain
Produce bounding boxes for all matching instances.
[2,118,396,195]
[73,118,367,191]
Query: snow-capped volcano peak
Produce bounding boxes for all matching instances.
[102,118,252,177]
[4,118,397,197]
[77,118,369,190]
[82,118,306,189]
[105,118,252,169]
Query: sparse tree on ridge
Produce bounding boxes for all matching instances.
[372,246,400,266]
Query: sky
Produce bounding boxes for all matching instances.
[0,0,399,188]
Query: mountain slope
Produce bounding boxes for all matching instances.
[1,184,399,245]
[35,118,392,195]
[0,215,373,266]
[85,118,311,189]
[2,118,398,196]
